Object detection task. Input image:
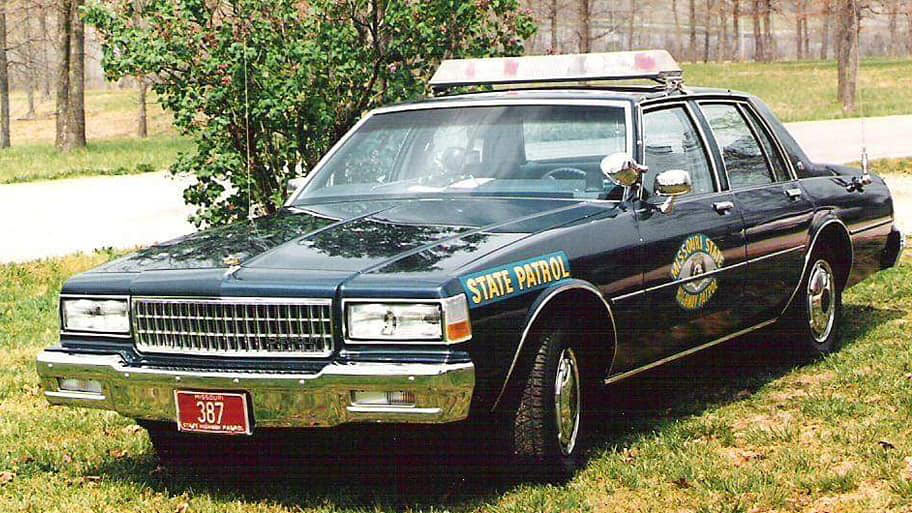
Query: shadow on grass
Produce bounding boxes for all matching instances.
[87,303,903,511]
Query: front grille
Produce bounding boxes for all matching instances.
[132,298,333,357]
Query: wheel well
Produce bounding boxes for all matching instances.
[812,222,853,289]
[525,288,617,379]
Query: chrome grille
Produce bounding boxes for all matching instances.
[132,298,333,357]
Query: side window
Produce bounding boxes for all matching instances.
[700,103,775,189]
[742,108,790,182]
[642,106,715,196]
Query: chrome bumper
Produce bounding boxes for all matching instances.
[36,350,474,428]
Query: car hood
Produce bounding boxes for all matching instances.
[92,197,608,275]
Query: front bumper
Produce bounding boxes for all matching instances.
[36,350,474,428]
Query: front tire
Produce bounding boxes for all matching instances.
[784,249,843,357]
[508,327,585,478]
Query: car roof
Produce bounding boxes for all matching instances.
[375,87,754,113]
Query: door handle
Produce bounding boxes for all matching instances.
[713,201,734,214]
[785,187,802,200]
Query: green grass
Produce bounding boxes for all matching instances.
[2,251,912,511]
[0,136,192,184]
[868,158,912,176]
[682,58,912,123]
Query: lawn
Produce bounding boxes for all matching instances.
[0,136,193,184]
[2,251,912,512]
[683,58,912,123]
[1,89,190,184]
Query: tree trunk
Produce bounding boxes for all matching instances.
[802,11,810,57]
[732,0,741,60]
[23,2,37,120]
[673,0,683,56]
[627,0,636,50]
[762,0,773,61]
[795,0,803,59]
[752,0,763,60]
[0,0,9,148]
[40,5,51,99]
[137,78,148,137]
[578,0,591,53]
[836,0,859,113]
[690,0,698,60]
[719,0,728,60]
[820,0,831,59]
[704,0,713,63]
[549,0,558,53]
[133,0,147,137]
[63,0,86,150]
[55,0,72,150]
[887,0,898,56]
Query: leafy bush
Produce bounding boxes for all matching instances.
[86,0,535,226]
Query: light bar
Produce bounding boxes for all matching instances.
[429,50,682,91]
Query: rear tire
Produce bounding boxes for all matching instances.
[783,247,843,358]
[507,327,586,480]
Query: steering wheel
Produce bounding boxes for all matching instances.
[543,167,588,181]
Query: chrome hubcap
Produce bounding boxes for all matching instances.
[806,259,836,343]
[554,347,581,456]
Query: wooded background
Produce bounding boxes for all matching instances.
[0,0,905,153]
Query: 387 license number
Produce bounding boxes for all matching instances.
[174,391,252,435]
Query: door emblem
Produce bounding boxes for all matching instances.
[671,234,725,310]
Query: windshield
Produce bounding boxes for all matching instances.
[296,104,629,202]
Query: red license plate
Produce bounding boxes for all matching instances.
[174,391,251,435]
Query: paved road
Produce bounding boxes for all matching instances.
[1,115,910,263]
[785,115,912,165]
[0,172,195,263]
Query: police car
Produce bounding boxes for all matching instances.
[37,50,904,476]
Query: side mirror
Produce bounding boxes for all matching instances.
[286,177,308,198]
[653,169,692,214]
[600,152,647,187]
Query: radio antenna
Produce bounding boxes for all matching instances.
[242,27,262,245]
[857,58,871,185]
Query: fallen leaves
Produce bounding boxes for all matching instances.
[110,449,128,459]
[878,439,896,450]
[122,424,144,435]
[721,447,766,467]
[0,471,14,485]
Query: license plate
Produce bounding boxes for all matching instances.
[174,391,251,435]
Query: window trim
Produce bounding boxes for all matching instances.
[697,100,797,191]
[738,101,798,182]
[638,101,722,201]
[288,99,635,205]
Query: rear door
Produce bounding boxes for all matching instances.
[625,102,748,369]
[696,101,814,324]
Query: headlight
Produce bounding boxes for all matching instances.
[346,295,471,343]
[61,298,130,334]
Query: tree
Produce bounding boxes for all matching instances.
[548,0,560,52]
[821,0,833,58]
[690,0,698,60]
[55,0,86,151]
[87,0,535,227]
[836,0,860,111]
[752,0,764,60]
[578,0,591,52]
[704,0,716,62]
[732,0,742,60]
[0,0,9,148]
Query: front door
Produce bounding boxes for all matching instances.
[629,103,748,367]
